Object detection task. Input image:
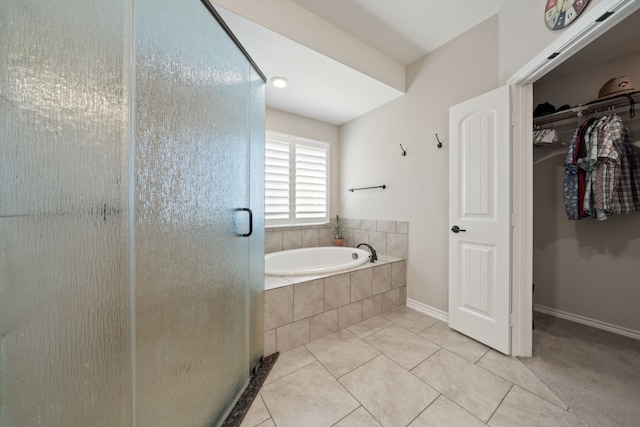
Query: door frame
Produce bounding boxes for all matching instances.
[508,0,640,357]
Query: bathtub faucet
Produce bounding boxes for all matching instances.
[356,243,378,263]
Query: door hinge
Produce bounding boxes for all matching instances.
[511,213,518,227]
[510,313,514,327]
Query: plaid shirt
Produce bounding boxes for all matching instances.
[594,115,640,216]
[581,116,610,219]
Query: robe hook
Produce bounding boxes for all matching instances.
[435,133,443,148]
[399,144,407,156]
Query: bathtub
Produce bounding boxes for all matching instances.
[265,246,372,276]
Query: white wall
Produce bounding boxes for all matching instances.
[339,16,500,312]
[265,0,627,316]
[337,0,619,314]
[265,107,340,217]
[532,54,640,332]
[498,0,607,83]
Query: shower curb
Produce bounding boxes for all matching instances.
[221,352,280,427]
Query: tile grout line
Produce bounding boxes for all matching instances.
[354,320,396,340]
[262,349,317,389]
[403,392,443,427]
[475,351,571,412]
[333,353,408,427]
[320,345,384,426]
[308,322,436,425]
[407,346,500,425]
[256,394,275,427]
[258,347,325,427]
[486,383,515,425]
[329,406,362,426]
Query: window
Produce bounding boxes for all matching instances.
[265,131,329,226]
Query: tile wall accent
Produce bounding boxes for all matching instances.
[264,260,407,355]
[265,218,408,259]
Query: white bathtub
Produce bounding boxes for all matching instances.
[265,246,372,276]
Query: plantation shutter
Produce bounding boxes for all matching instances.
[265,139,290,220]
[295,143,327,219]
[265,132,329,225]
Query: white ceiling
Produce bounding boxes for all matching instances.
[215,0,506,125]
[216,6,405,126]
[291,0,506,66]
[216,1,640,125]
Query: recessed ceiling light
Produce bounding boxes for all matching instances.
[271,77,288,88]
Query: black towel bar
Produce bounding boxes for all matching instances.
[348,185,386,192]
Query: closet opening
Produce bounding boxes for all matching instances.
[503,7,640,424]
[508,0,640,357]
[530,7,640,342]
[523,15,640,420]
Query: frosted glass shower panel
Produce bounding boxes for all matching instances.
[249,68,266,370]
[0,1,131,426]
[134,1,254,426]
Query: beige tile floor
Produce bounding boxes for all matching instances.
[240,307,586,427]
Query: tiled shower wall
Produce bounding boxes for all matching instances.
[265,218,408,257]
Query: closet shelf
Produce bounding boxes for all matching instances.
[534,91,639,127]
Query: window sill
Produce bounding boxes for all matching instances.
[265,222,330,230]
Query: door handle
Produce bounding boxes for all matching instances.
[235,208,253,237]
[451,225,466,233]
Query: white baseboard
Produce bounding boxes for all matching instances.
[534,304,640,341]
[406,298,448,323]
[406,301,640,341]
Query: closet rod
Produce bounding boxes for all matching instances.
[534,91,639,126]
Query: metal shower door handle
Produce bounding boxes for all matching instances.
[235,208,253,237]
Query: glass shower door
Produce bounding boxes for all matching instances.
[133,1,256,425]
[1,1,263,425]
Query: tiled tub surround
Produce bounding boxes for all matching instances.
[265,218,408,259]
[264,256,407,355]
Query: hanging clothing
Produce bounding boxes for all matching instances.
[581,116,610,219]
[577,118,597,218]
[564,120,592,220]
[563,128,583,220]
[595,115,640,215]
[564,114,640,220]
[533,128,562,146]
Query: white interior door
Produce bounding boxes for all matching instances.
[448,85,511,354]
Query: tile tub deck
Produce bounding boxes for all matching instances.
[264,255,407,355]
